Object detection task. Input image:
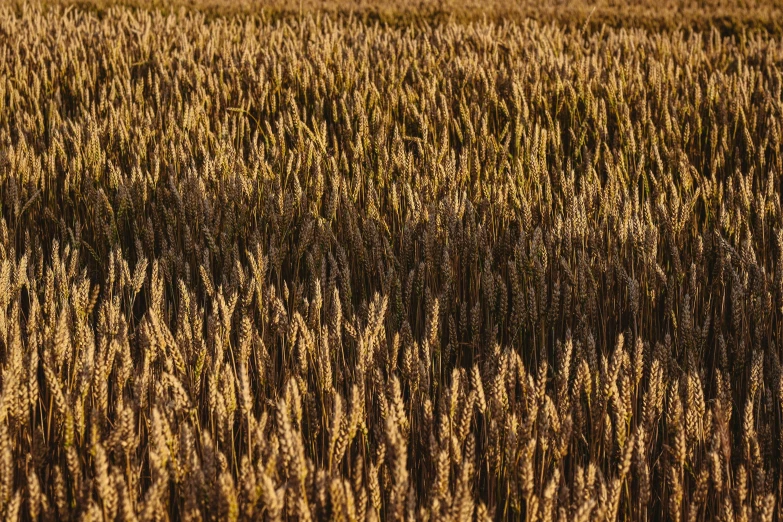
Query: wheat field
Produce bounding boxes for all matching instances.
[0,2,782,520]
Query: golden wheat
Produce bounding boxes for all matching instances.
[0,2,781,520]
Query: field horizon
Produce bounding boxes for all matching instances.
[9,0,783,33]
